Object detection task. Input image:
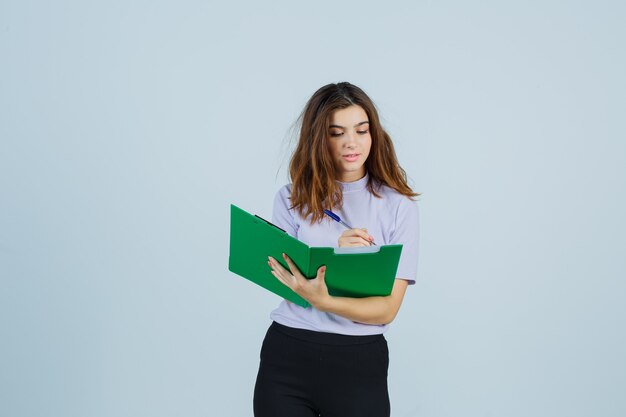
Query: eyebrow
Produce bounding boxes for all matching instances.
[329,121,370,129]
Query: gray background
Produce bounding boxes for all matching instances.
[1,1,625,416]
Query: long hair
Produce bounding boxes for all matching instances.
[289,82,419,223]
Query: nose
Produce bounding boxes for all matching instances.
[343,131,357,148]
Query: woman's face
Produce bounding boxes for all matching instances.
[327,105,372,182]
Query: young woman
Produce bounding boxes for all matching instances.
[254,82,420,417]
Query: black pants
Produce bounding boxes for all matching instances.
[253,322,390,417]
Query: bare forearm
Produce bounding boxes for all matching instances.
[314,295,397,325]
[268,253,409,325]
[313,279,409,325]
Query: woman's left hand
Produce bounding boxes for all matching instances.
[268,253,330,309]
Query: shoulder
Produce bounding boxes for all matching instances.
[274,183,293,204]
[276,183,292,195]
[376,183,418,209]
[373,184,419,230]
[272,183,298,235]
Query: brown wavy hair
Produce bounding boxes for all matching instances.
[289,82,419,223]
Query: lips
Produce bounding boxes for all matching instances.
[342,153,359,162]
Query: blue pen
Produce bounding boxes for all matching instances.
[323,209,377,246]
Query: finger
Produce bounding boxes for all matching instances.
[281,253,304,278]
[339,228,367,238]
[346,237,371,247]
[339,230,373,245]
[338,237,365,247]
[339,229,354,238]
[350,228,374,243]
[268,257,296,287]
[271,270,293,288]
[316,265,326,281]
[268,256,291,281]
[268,256,288,273]
[361,228,374,243]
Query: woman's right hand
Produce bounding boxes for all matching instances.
[338,228,375,247]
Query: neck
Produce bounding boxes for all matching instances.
[338,169,366,183]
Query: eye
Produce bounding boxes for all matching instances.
[330,131,343,137]
[357,130,369,135]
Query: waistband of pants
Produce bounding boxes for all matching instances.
[270,321,384,346]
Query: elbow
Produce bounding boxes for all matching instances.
[380,300,403,324]
[381,311,399,325]
[370,305,401,326]
[356,308,397,326]
[367,314,396,326]
[376,279,408,325]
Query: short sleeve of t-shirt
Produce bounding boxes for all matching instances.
[389,197,420,285]
[271,185,297,238]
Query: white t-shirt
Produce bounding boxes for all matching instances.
[269,173,420,335]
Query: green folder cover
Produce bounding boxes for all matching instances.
[228,204,403,308]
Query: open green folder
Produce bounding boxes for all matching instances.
[228,204,403,308]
